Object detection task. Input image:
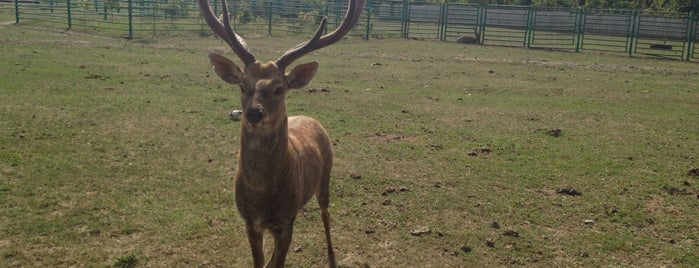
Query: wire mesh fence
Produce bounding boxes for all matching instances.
[2,0,697,61]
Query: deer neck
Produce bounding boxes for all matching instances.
[237,118,291,189]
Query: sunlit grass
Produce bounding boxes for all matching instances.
[1,24,698,267]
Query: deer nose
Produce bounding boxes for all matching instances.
[245,108,263,124]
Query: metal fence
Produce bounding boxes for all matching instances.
[2,0,697,60]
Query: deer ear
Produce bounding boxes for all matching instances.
[286,61,319,89]
[208,53,243,84]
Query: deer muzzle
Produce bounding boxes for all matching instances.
[245,108,264,124]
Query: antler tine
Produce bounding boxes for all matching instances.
[275,17,328,71]
[198,0,256,67]
[275,0,365,70]
[315,0,365,51]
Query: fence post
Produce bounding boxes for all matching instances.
[332,0,340,29]
[692,12,696,61]
[683,11,695,61]
[633,10,641,55]
[13,0,19,24]
[323,3,329,35]
[401,0,409,38]
[477,3,484,44]
[66,0,72,29]
[213,0,218,15]
[438,2,446,41]
[575,8,585,52]
[692,12,697,61]
[365,0,371,40]
[267,0,273,35]
[127,0,133,39]
[626,10,638,57]
[524,6,535,48]
[480,4,488,44]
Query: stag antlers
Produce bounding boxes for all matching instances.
[198,0,364,70]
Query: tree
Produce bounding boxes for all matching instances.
[532,0,577,7]
[671,0,699,13]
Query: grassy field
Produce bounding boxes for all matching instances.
[1,23,698,267]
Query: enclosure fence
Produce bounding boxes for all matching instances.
[2,0,697,61]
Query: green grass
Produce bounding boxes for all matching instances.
[1,24,698,267]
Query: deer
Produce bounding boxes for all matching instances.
[456,28,481,44]
[197,0,365,267]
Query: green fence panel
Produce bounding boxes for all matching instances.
[580,9,636,55]
[360,0,403,38]
[13,1,70,29]
[634,11,690,60]
[7,0,698,61]
[482,5,529,46]
[114,0,204,38]
[214,0,264,35]
[7,0,368,39]
[224,0,368,39]
[278,0,323,36]
[404,1,440,40]
[527,7,579,50]
[0,0,20,23]
[442,3,480,42]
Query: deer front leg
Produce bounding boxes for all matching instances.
[245,224,265,268]
[266,220,295,268]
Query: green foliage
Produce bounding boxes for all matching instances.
[671,0,699,13]
[77,0,94,11]
[156,0,194,18]
[113,252,138,268]
[531,0,577,7]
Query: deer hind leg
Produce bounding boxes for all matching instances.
[317,177,337,268]
[266,220,294,268]
[245,224,265,268]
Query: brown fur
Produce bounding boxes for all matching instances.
[457,29,481,44]
[209,56,336,268]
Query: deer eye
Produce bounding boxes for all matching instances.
[273,86,284,96]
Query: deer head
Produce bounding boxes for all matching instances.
[199,0,364,134]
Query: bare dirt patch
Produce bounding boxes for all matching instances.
[370,132,418,143]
